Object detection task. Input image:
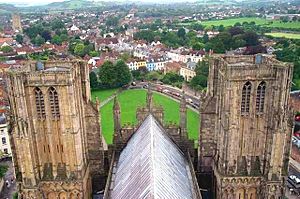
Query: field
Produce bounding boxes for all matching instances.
[181,17,300,30]
[93,89,200,144]
[266,21,300,29]
[265,32,300,39]
[201,17,268,27]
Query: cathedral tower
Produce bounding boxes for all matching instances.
[7,61,104,198]
[198,54,294,199]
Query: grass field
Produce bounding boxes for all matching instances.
[91,88,118,102]
[265,32,300,39]
[181,17,300,30]
[266,21,300,29]
[201,17,268,27]
[94,89,200,144]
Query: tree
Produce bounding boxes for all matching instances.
[106,16,119,27]
[34,35,45,46]
[98,60,132,88]
[177,28,186,38]
[162,72,184,85]
[119,52,130,62]
[228,27,244,36]
[15,34,23,44]
[1,46,13,53]
[51,35,62,45]
[242,31,259,46]
[41,29,52,41]
[189,60,209,90]
[89,51,99,57]
[131,66,148,80]
[189,75,207,90]
[74,43,85,57]
[203,33,209,43]
[60,34,68,42]
[114,60,132,87]
[192,42,205,50]
[89,71,98,89]
[146,71,162,81]
[218,25,225,32]
[51,19,64,30]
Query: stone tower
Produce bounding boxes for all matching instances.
[198,54,294,199]
[12,13,22,33]
[7,61,104,198]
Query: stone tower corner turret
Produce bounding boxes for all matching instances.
[180,91,187,139]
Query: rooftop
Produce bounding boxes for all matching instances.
[109,115,198,199]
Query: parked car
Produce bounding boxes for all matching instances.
[296,115,300,122]
[292,136,300,148]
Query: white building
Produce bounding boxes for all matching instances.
[0,115,11,157]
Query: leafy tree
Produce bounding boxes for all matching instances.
[177,28,186,38]
[98,61,116,88]
[98,60,132,88]
[89,51,100,57]
[218,25,225,32]
[146,71,162,81]
[51,35,62,45]
[24,24,43,39]
[51,19,64,30]
[74,43,85,57]
[60,34,68,42]
[106,16,119,27]
[41,29,52,41]
[189,60,209,90]
[203,33,209,43]
[162,72,184,85]
[192,42,205,50]
[119,52,130,62]
[114,60,132,87]
[228,27,244,36]
[191,23,204,31]
[34,35,45,46]
[1,46,13,53]
[242,31,259,46]
[189,75,207,90]
[131,66,148,80]
[89,71,98,89]
[15,34,23,44]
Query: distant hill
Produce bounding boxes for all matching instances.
[38,0,105,10]
[0,3,18,14]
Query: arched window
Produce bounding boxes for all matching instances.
[48,87,60,119]
[35,87,46,120]
[256,81,266,113]
[241,81,252,114]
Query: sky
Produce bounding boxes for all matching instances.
[1,0,197,6]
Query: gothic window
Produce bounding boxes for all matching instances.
[48,87,60,119]
[241,81,252,114]
[35,87,46,120]
[256,81,266,113]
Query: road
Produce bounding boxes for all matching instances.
[0,160,16,199]
[130,81,201,111]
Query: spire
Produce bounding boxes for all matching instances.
[146,83,153,111]
[95,97,100,110]
[113,96,121,144]
[180,91,187,139]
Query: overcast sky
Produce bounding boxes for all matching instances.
[1,0,197,6]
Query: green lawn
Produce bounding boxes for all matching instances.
[265,32,300,39]
[91,88,119,102]
[95,89,200,144]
